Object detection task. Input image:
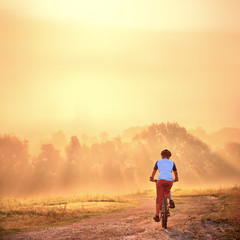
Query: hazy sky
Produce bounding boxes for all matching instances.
[0,0,240,140]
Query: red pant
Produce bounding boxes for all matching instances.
[156,179,173,204]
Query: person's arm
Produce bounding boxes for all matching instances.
[150,162,158,181]
[172,162,179,182]
[150,169,157,180]
[173,170,179,182]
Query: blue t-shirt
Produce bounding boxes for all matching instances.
[154,158,177,181]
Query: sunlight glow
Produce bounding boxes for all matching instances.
[0,0,240,137]
[2,0,240,30]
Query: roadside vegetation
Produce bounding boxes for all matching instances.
[0,194,137,237]
[172,186,240,239]
[209,186,240,239]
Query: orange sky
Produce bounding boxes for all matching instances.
[0,0,240,141]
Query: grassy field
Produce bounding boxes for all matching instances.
[0,187,239,238]
[0,194,138,237]
[172,186,240,239]
[173,185,240,227]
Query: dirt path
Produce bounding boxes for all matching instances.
[3,196,230,240]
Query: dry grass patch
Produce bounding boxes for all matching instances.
[0,194,137,237]
[177,186,240,239]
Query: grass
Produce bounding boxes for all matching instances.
[175,186,240,226]
[211,186,240,239]
[0,194,138,237]
[1,187,239,239]
[173,186,240,239]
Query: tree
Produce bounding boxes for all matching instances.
[32,144,63,192]
[63,136,89,190]
[0,134,30,195]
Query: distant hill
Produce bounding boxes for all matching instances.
[121,125,148,142]
[189,127,240,148]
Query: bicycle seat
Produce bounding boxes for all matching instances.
[162,183,169,192]
[162,183,169,187]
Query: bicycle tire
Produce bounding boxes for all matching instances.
[161,197,168,229]
[161,208,165,228]
[164,197,168,229]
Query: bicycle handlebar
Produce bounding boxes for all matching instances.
[150,178,157,182]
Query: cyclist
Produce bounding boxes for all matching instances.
[150,149,179,222]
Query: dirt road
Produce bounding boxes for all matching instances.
[2,195,232,240]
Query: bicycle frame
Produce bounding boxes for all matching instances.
[151,179,171,229]
[150,176,178,229]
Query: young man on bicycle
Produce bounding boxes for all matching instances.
[150,149,179,222]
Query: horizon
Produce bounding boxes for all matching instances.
[2,120,240,142]
[1,121,240,158]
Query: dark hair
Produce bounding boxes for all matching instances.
[161,149,171,157]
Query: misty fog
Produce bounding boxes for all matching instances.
[0,122,239,196]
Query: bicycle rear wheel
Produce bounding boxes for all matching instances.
[161,197,168,229]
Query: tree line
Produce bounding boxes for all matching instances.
[0,123,239,196]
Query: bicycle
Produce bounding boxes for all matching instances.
[151,179,178,229]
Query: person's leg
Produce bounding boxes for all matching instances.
[154,180,164,222]
[167,192,172,200]
[165,181,175,208]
